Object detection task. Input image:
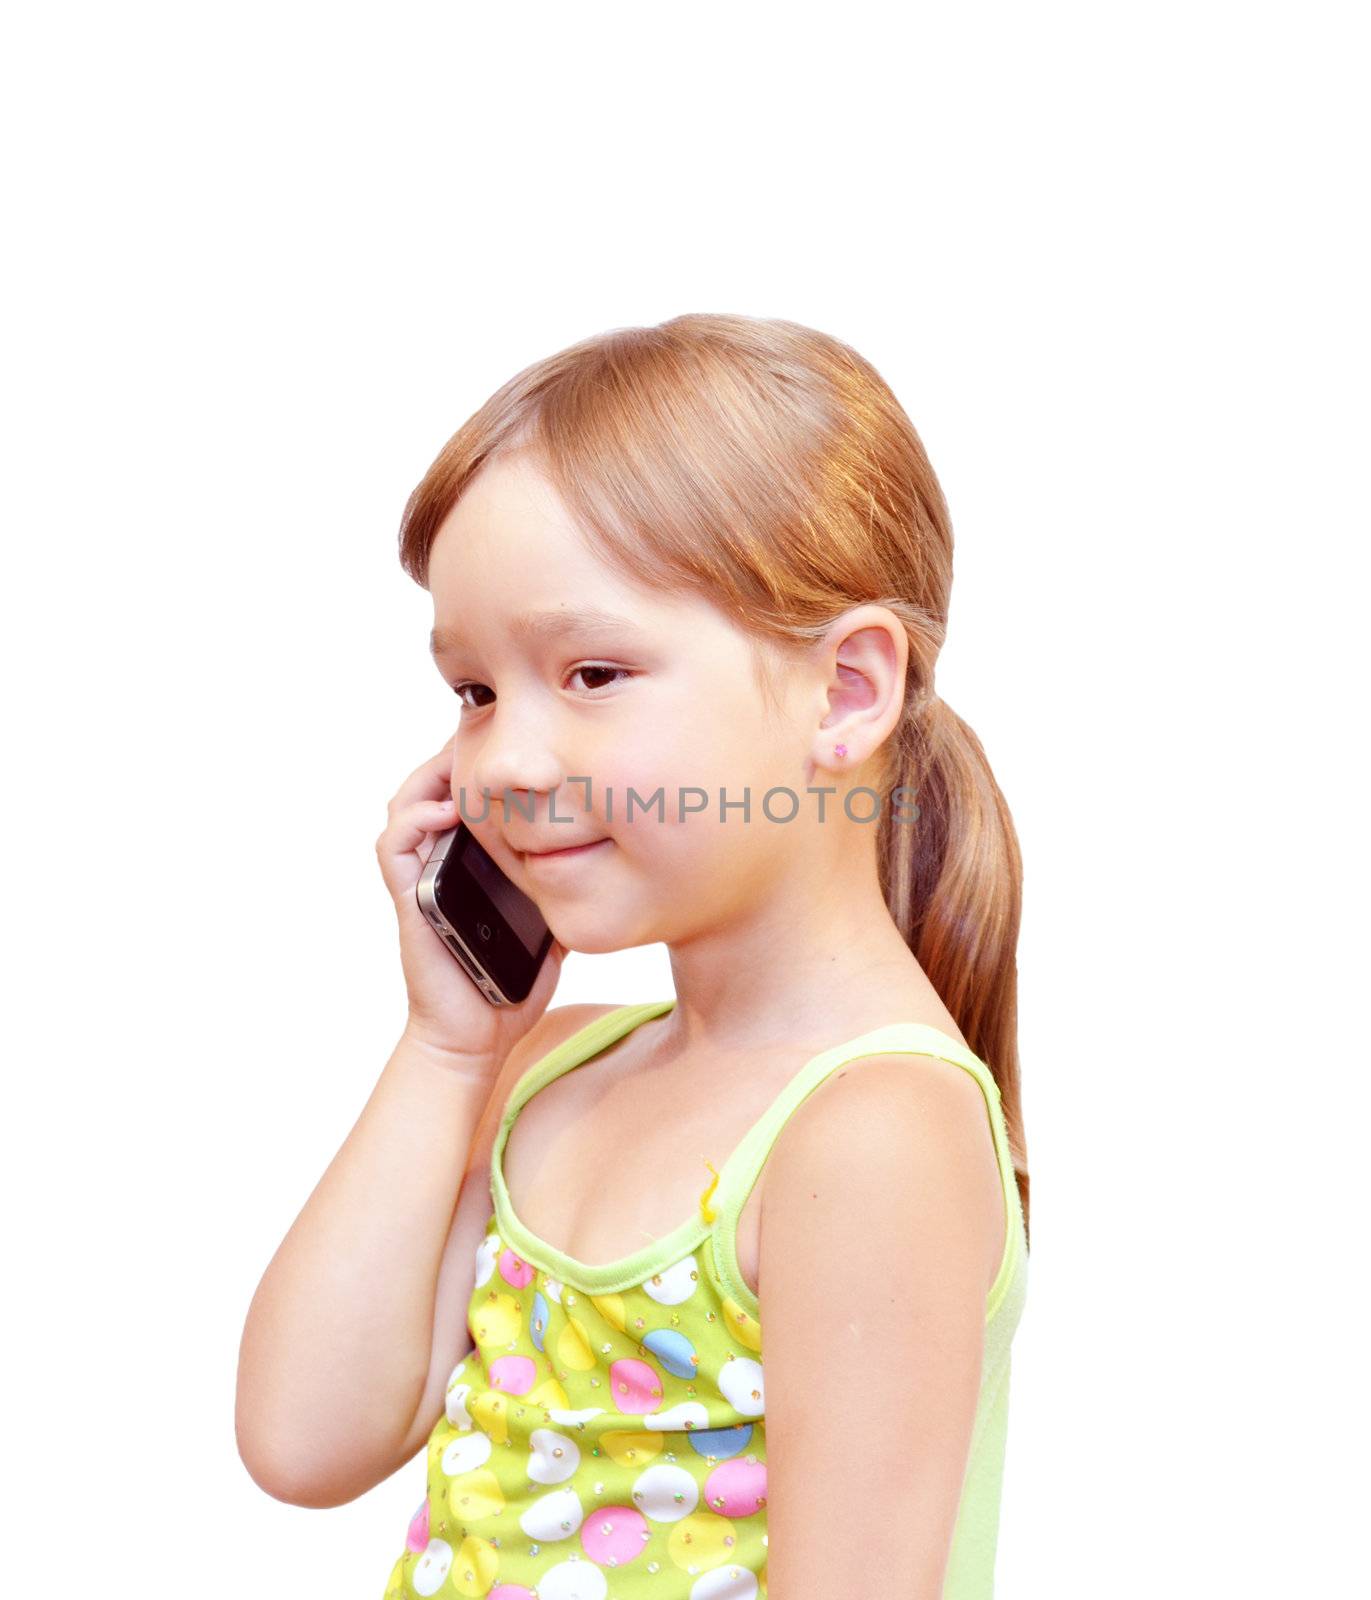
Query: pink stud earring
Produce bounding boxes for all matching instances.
[833,742,847,758]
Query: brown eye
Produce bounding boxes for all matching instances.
[568,666,631,692]
[452,681,494,709]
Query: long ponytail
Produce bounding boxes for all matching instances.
[881,694,1029,1246]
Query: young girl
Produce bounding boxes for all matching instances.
[237,313,1030,1600]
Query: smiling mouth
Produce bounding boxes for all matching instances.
[520,838,611,860]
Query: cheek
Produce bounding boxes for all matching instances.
[590,726,686,805]
[674,716,799,800]
[602,752,793,865]
[586,684,790,831]
[612,752,727,835]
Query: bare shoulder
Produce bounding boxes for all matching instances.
[781,1047,995,1154]
[761,1050,1006,1293]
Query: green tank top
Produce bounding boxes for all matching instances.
[382,997,1029,1600]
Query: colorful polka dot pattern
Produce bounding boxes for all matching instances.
[381,1212,768,1599]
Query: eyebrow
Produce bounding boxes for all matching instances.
[429,607,646,658]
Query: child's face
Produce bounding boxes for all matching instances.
[426,451,823,953]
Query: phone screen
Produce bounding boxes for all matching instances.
[458,830,549,958]
[416,823,553,1005]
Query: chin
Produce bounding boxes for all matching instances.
[546,915,658,957]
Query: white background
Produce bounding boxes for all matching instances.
[3,2,1366,1593]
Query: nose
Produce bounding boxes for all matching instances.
[463,709,567,820]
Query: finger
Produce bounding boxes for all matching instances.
[380,796,461,861]
[390,737,462,812]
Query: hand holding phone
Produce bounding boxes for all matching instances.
[374,738,563,1064]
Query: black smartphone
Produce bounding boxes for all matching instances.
[415,821,554,1006]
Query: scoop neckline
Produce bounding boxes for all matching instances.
[487,997,992,1291]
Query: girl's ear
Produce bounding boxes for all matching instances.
[812,605,909,772]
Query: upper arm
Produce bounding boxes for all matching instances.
[384,1002,619,1477]
[758,1053,1003,1599]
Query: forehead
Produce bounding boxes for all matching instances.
[428,453,601,583]
[426,453,729,650]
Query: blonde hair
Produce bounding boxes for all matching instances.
[397,313,1030,1246]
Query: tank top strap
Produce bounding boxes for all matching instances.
[498,999,677,1142]
[707,1020,1005,1248]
